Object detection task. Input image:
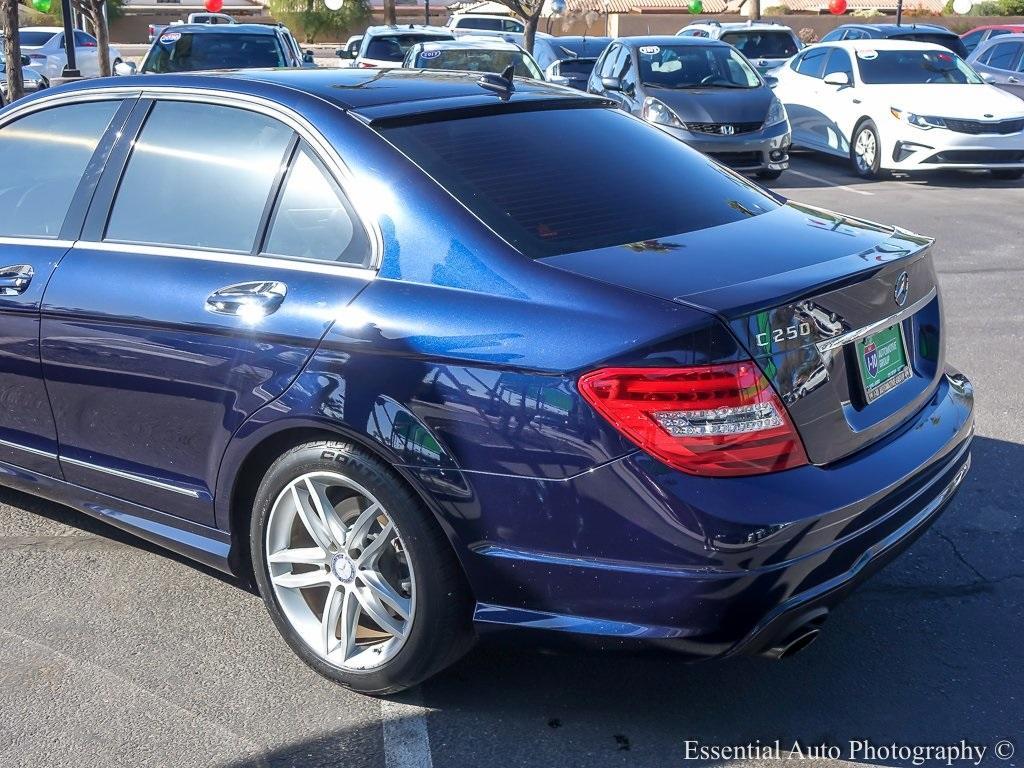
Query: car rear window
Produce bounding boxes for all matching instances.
[381,106,779,259]
[721,30,798,59]
[142,32,286,73]
[18,31,56,47]
[418,49,542,79]
[557,58,597,77]
[367,34,451,62]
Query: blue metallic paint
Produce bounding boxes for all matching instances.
[0,70,975,660]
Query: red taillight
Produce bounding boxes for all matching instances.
[82,41,97,47]
[358,62,377,68]
[578,364,808,477]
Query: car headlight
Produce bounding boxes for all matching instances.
[765,97,788,128]
[890,107,946,130]
[642,98,686,129]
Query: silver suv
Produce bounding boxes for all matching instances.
[677,21,801,74]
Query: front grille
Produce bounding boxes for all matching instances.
[942,117,1024,135]
[707,151,763,168]
[924,149,1024,164]
[686,121,763,135]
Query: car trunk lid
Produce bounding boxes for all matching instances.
[542,202,944,465]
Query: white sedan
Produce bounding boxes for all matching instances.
[773,39,1024,180]
[18,26,123,81]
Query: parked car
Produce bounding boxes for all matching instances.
[17,26,123,80]
[0,67,974,694]
[960,24,1024,56]
[967,32,1024,99]
[446,12,525,37]
[0,52,48,106]
[531,35,611,90]
[149,12,237,44]
[343,25,454,69]
[588,36,791,178]
[773,40,1024,179]
[336,35,363,68]
[678,21,801,74]
[819,23,968,58]
[139,24,310,74]
[404,38,544,79]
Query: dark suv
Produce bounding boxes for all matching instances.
[820,23,968,58]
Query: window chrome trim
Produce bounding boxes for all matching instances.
[77,240,376,279]
[0,237,76,249]
[815,287,937,354]
[0,85,383,272]
[0,438,58,460]
[61,456,203,498]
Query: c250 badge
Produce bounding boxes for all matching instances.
[756,321,812,349]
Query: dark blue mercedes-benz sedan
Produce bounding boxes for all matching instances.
[0,68,973,694]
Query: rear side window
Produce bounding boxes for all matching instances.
[0,101,120,238]
[382,107,778,259]
[105,101,293,252]
[142,32,287,72]
[263,144,370,266]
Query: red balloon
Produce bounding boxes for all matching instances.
[205,0,223,12]
[828,0,847,13]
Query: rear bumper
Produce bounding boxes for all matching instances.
[417,370,974,655]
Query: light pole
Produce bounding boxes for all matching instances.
[60,0,80,78]
[425,0,430,26]
[896,0,904,25]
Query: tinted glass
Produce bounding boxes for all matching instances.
[367,34,450,62]
[986,41,1022,70]
[891,33,967,57]
[856,48,983,84]
[720,30,798,59]
[819,29,843,43]
[264,145,369,266]
[502,19,524,32]
[795,47,828,77]
[989,29,1011,38]
[558,58,597,77]
[960,30,984,53]
[18,31,56,46]
[458,18,501,30]
[142,32,286,72]
[638,44,759,88]
[824,47,853,79]
[0,101,120,238]
[383,107,778,259]
[74,31,97,46]
[418,48,542,78]
[106,102,293,251]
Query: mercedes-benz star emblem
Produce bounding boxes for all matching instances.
[894,271,910,307]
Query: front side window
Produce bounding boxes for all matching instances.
[502,19,524,32]
[720,30,798,59]
[856,49,983,84]
[106,101,293,252]
[383,106,778,259]
[0,101,120,238]
[264,144,370,266]
[418,48,542,79]
[824,47,853,80]
[984,41,1022,70]
[795,46,829,78]
[142,32,287,72]
[638,44,760,89]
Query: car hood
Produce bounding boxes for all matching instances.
[867,83,1024,118]
[645,85,774,124]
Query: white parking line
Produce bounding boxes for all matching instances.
[381,691,433,768]
[787,169,873,196]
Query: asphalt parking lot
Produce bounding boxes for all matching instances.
[0,152,1021,768]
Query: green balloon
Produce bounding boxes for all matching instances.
[688,0,703,12]
[31,0,52,12]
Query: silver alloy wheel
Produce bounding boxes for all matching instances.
[266,472,415,671]
[854,127,877,174]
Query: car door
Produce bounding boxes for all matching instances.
[40,96,377,525]
[815,46,858,155]
[0,97,133,477]
[783,47,830,149]
[973,40,1024,84]
[70,31,101,77]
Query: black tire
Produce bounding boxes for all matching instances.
[757,169,783,181]
[991,169,1024,181]
[251,440,474,695]
[850,119,888,180]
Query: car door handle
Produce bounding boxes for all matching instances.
[0,264,34,295]
[1009,76,1021,84]
[205,281,287,319]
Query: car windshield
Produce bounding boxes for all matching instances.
[382,106,778,259]
[721,30,798,59]
[638,44,760,89]
[18,31,56,47]
[367,34,451,62]
[856,49,982,84]
[142,32,286,72]
[416,48,542,79]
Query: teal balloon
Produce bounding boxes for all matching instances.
[688,0,703,12]
[31,0,52,12]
